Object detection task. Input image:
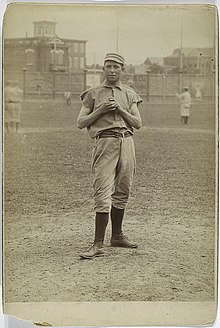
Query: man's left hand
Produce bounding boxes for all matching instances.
[107,97,122,111]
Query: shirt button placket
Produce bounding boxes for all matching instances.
[111,88,117,124]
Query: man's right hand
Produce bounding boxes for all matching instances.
[97,98,117,113]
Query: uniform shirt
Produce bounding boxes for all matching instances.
[179,91,191,105]
[80,80,142,139]
[64,91,71,99]
[5,85,23,103]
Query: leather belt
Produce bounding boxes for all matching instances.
[97,130,132,139]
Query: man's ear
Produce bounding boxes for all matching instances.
[102,66,105,71]
[122,66,125,72]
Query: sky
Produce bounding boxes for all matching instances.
[2,3,217,65]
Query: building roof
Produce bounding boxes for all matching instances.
[4,36,87,44]
[172,47,214,57]
[5,20,87,44]
[144,57,164,66]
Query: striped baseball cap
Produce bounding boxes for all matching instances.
[104,53,125,65]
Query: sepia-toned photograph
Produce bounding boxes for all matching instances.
[2,2,218,326]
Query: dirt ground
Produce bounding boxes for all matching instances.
[3,101,216,302]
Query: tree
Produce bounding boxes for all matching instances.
[150,63,164,74]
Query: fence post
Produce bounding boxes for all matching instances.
[179,69,183,93]
[52,69,56,99]
[146,70,150,102]
[162,74,166,102]
[83,69,87,91]
[22,67,27,101]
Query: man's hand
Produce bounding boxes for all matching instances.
[108,97,122,110]
[77,97,118,129]
[97,97,118,113]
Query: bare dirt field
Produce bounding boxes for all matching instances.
[4,100,216,302]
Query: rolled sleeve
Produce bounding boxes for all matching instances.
[80,89,95,111]
[132,92,143,106]
[128,89,143,108]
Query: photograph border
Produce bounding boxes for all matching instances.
[1,0,219,327]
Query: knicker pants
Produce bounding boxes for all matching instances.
[180,104,190,117]
[5,103,21,123]
[92,136,136,213]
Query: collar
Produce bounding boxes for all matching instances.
[102,80,123,90]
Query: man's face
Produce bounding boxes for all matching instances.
[103,60,124,84]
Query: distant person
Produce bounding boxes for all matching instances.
[195,85,202,102]
[176,86,191,125]
[127,78,136,90]
[4,80,23,133]
[77,53,142,259]
[36,84,42,98]
[64,90,71,106]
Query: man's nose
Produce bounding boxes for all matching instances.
[109,66,115,72]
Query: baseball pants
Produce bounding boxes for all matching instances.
[92,136,136,212]
[5,103,21,123]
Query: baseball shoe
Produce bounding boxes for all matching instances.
[110,232,138,248]
[79,244,105,259]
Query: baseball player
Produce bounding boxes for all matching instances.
[176,86,191,124]
[4,80,23,133]
[77,53,143,259]
[64,90,71,106]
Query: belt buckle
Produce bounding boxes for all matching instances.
[116,131,123,138]
[118,131,125,138]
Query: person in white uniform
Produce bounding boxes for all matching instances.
[4,80,23,133]
[176,87,191,124]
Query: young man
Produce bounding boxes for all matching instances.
[77,53,142,259]
[176,86,191,124]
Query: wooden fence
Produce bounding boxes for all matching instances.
[4,70,216,103]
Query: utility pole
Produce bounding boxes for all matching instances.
[116,12,119,53]
[180,18,183,71]
[179,18,183,93]
[146,69,150,103]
